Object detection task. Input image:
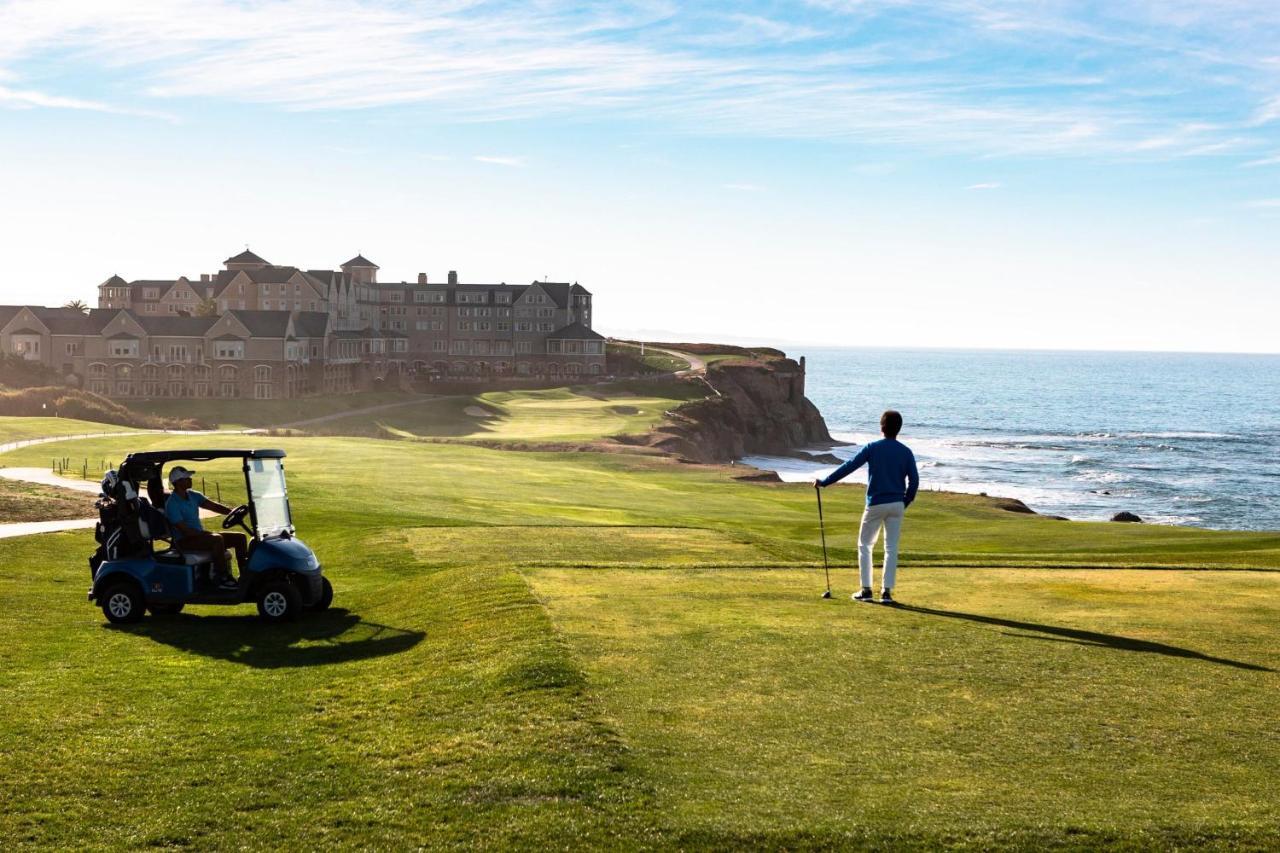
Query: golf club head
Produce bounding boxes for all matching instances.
[822,590,833,599]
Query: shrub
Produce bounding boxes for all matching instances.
[0,385,209,430]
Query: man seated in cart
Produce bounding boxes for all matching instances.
[163,465,248,589]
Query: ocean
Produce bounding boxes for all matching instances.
[742,348,1280,531]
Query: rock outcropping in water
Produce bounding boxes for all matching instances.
[636,355,832,463]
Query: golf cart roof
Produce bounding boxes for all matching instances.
[122,449,286,466]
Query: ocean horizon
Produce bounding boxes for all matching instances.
[743,347,1280,532]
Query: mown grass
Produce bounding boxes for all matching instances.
[2,430,1278,848]
[0,416,136,443]
[127,390,418,429]
[314,382,704,443]
[607,342,692,373]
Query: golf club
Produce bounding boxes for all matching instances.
[815,484,832,599]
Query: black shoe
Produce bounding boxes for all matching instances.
[852,588,875,602]
[879,589,895,605]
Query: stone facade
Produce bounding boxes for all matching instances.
[1,250,605,399]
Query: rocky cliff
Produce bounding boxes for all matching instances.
[633,355,833,463]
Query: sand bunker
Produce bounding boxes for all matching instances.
[464,406,494,418]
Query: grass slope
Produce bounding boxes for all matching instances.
[0,416,135,443]
[314,382,704,444]
[126,390,416,429]
[1,432,1278,847]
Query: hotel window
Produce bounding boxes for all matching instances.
[64,342,82,355]
[494,341,512,355]
[496,322,511,332]
[585,341,602,354]
[476,322,491,331]
[548,340,562,354]
[537,322,554,332]
[474,340,489,355]
[475,307,491,317]
[430,292,445,303]
[432,340,446,352]
[390,291,403,302]
[109,339,139,358]
[497,308,510,318]
[414,291,428,303]
[495,292,511,304]
[450,340,469,354]
[215,341,244,359]
[516,341,531,354]
[144,288,159,299]
[458,307,471,317]
[457,321,472,332]
[566,341,582,354]
[431,307,443,316]
[168,345,188,361]
[537,308,554,318]
[390,319,406,331]
[393,339,408,353]
[515,322,532,332]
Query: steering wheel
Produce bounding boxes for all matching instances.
[221,504,251,532]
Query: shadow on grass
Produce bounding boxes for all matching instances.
[114,608,425,669]
[898,605,1273,673]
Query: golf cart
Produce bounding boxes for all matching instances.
[88,449,332,624]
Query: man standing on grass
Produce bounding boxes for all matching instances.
[815,410,919,604]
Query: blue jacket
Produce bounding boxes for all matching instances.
[820,438,919,507]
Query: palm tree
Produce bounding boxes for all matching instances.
[63,299,89,314]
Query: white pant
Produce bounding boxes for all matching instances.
[858,501,905,591]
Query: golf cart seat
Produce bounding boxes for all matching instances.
[155,549,216,566]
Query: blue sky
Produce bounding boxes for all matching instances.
[1,0,1278,351]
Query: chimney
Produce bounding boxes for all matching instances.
[200,273,210,283]
[447,270,458,285]
[417,273,428,285]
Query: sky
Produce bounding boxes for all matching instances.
[1,0,1278,353]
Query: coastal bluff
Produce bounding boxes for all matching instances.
[632,348,832,463]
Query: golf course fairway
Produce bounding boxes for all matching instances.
[2,432,1278,849]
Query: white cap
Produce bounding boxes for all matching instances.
[168,465,196,485]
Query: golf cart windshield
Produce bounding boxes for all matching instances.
[247,457,292,537]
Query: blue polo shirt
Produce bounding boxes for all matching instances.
[820,438,920,507]
[165,489,205,534]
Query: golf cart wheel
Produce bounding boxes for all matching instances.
[101,582,145,625]
[257,580,301,623]
[149,603,184,616]
[309,577,334,612]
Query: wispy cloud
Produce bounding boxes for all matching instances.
[473,155,525,167]
[966,182,1002,190]
[1242,152,1280,167]
[0,0,1277,160]
[0,83,171,120]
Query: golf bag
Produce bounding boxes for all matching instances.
[89,471,170,578]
